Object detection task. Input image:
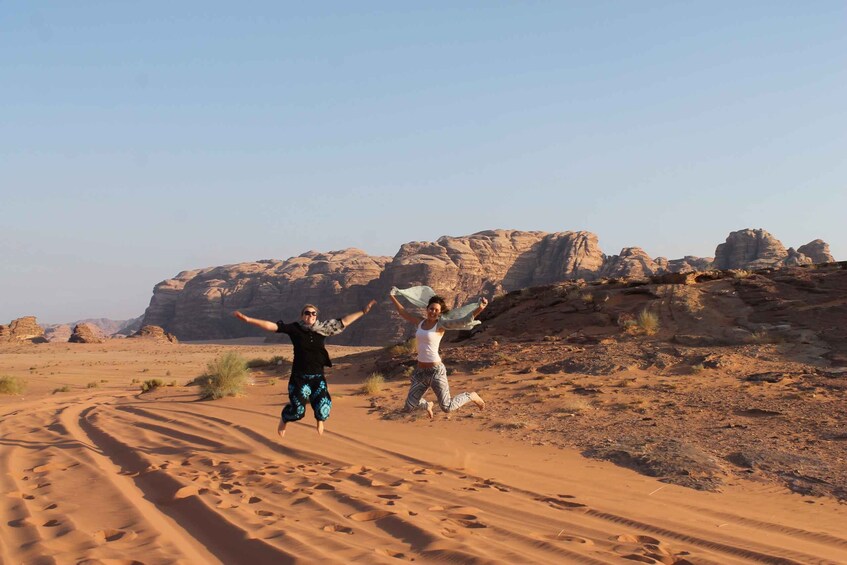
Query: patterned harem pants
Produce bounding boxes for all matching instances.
[282,372,332,422]
[404,363,473,413]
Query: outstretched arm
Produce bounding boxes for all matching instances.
[471,297,489,318]
[340,299,377,327]
[389,294,422,324]
[233,311,278,332]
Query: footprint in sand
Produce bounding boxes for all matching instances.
[314,483,336,491]
[323,524,354,534]
[43,503,57,510]
[9,517,34,528]
[93,528,137,543]
[247,496,262,504]
[43,519,61,527]
[348,510,394,522]
[377,494,401,500]
[255,510,274,517]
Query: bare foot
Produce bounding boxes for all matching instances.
[469,392,485,410]
[317,420,325,435]
[426,401,434,420]
[277,417,287,438]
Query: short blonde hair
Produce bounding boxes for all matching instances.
[301,304,319,315]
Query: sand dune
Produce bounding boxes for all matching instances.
[1,341,846,564]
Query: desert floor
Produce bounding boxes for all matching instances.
[1,340,846,564]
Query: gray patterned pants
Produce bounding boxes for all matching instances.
[404,363,473,413]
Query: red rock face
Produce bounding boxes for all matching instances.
[139,228,835,344]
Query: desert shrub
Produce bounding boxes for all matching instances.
[268,377,278,386]
[141,379,164,393]
[362,372,385,395]
[52,385,71,394]
[636,309,660,335]
[167,380,177,387]
[0,376,26,395]
[86,381,99,388]
[246,357,271,369]
[270,355,288,366]
[580,292,594,304]
[201,352,249,399]
[130,378,140,384]
[389,338,417,356]
[554,398,590,414]
[690,363,705,374]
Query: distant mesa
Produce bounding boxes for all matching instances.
[44,324,72,342]
[69,323,105,344]
[138,227,835,345]
[0,316,47,343]
[128,325,179,343]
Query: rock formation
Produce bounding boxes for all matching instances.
[797,240,834,264]
[69,323,105,343]
[140,228,834,345]
[0,316,46,342]
[713,229,831,270]
[601,247,658,279]
[128,325,179,343]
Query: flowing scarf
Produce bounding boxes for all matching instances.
[391,286,482,330]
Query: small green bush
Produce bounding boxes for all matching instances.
[201,352,249,399]
[0,376,26,395]
[246,357,270,369]
[362,372,385,395]
[141,379,164,393]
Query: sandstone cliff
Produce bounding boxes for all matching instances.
[0,316,46,342]
[140,228,834,345]
[713,229,833,270]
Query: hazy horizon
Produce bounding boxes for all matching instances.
[3,2,845,323]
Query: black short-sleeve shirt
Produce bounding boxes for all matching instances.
[276,321,336,374]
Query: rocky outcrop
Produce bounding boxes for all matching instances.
[69,323,104,343]
[714,229,832,270]
[128,325,179,343]
[140,228,834,345]
[714,229,787,270]
[0,317,46,342]
[797,240,834,264]
[601,247,658,279]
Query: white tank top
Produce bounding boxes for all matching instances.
[416,321,444,363]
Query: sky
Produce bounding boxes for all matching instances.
[2,1,846,324]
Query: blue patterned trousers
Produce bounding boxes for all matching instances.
[282,373,332,422]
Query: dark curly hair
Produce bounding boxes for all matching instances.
[427,295,449,314]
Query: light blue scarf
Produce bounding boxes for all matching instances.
[390,286,482,330]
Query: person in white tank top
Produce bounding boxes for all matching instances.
[389,290,488,418]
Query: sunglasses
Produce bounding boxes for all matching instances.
[302,311,317,316]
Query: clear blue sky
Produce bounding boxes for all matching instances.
[2,2,845,323]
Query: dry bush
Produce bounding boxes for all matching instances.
[52,385,70,394]
[201,352,249,399]
[389,337,417,356]
[362,372,385,395]
[86,381,99,388]
[636,309,660,335]
[0,376,26,395]
[690,363,705,374]
[554,398,590,414]
[140,379,164,393]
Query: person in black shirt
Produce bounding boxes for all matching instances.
[233,299,376,437]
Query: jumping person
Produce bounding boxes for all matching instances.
[233,299,376,437]
[389,287,488,418]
